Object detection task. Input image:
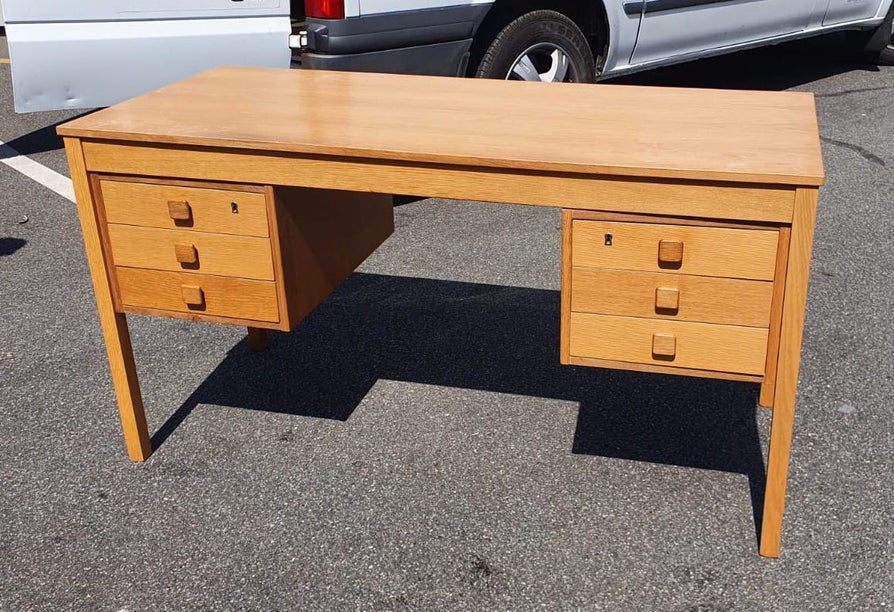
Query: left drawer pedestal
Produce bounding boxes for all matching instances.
[91,176,395,331]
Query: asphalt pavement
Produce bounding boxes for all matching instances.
[1,32,892,611]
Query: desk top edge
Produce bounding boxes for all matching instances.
[57,67,826,187]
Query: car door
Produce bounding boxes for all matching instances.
[823,0,888,25]
[627,0,817,66]
[1,0,291,112]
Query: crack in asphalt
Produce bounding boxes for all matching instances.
[814,85,894,98]
[820,136,887,168]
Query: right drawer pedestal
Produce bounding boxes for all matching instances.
[562,213,788,381]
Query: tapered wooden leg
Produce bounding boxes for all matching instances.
[247,327,268,352]
[100,314,152,461]
[759,189,817,558]
[65,137,152,462]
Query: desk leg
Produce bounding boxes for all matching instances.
[97,314,151,462]
[64,138,152,462]
[759,188,817,558]
[247,327,268,352]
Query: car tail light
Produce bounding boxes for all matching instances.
[305,0,345,19]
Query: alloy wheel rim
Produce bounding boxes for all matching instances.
[506,43,579,82]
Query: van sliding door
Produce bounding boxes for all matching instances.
[627,0,815,66]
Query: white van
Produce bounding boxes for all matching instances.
[2,0,892,112]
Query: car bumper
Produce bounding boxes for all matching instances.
[298,5,488,76]
[300,39,473,76]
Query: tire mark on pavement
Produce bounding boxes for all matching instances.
[820,136,887,168]
[814,85,894,98]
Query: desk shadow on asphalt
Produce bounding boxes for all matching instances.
[0,237,26,256]
[0,113,95,159]
[151,272,768,543]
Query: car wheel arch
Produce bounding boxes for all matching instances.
[468,0,610,77]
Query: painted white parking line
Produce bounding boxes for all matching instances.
[0,139,75,202]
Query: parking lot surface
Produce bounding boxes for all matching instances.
[1,32,892,610]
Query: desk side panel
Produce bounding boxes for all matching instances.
[82,142,796,224]
[269,186,395,330]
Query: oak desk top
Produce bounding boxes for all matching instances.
[58,66,824,187]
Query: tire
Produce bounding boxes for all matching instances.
[877,22,894,65]
[475,10,596,83]
[858,3,894,65]
[881,45,894,65]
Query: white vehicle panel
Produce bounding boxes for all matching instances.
[1,0,285,22]
[344,0,361,17]
[823,0,886,25]
[6,17,291,112]
[601,3,646,73]
[631,1,815,65]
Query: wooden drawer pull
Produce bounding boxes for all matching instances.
[180,285,205,308]
[658,239,684,267]
[174,242,198,266]
[167,200,192,222]
[655,287,680,312]
[652,333,676,359]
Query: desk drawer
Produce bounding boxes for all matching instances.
[117,267,279,323]
[572,220,778,280]
[571,267,773,327]
[108,224,274,281]
[100,180,269,237]
[568,312,769,375]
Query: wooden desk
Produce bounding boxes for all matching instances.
[58,67,824,558]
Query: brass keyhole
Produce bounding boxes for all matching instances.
[604,233,613,246]
[231,201,239,214]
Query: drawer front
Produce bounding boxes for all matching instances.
[117,267,279,323]
[101,180,269,237]
[571,268,773,327]
[569,312,769,375]
[572,220,778,280]
[108,224,274,281]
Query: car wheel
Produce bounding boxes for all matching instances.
[878,20,894,65]
[475,10,596,83]
[858,2,894,65]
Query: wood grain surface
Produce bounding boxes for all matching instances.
[572,220,779,280]
[571,267,774,327]
[107,224,274,280]
[101,179,269,237]
[116,267,279,323]
[268,186,394,329]
[759,225,793,409]
[58,67,824,186]
[759,187,819,558]
[64,138,152,461]
[568,312,769,375]
[565,355,763,383]
[81,142,797,223]
[560,209,574,364]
